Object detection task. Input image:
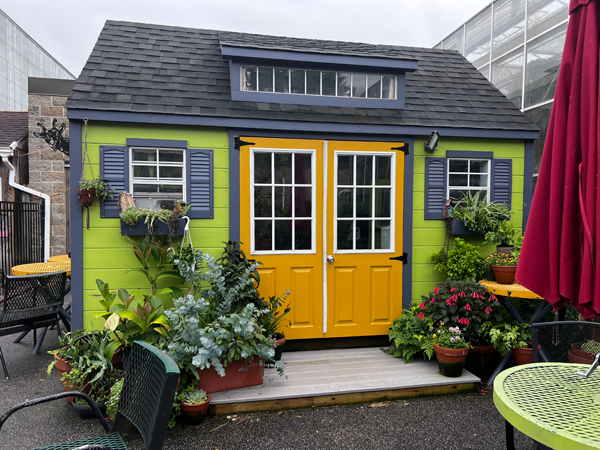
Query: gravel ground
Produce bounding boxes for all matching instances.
[0,333,537,450]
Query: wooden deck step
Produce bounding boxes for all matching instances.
[209,347,480,415]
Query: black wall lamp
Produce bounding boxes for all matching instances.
[424,131,440,152]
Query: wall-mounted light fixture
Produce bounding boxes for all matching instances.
[424,131,440,152]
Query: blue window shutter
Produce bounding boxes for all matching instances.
[187,148,214,219]
[491,159,512,209]
[424,157,447,220]
[100,145,128,218]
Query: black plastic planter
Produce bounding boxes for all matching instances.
[120,219,186,236]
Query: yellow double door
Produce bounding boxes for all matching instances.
[240,137,405,339]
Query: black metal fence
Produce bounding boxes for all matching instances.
[0,201,45,286]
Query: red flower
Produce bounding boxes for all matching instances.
[433,287,440,294]
[450,288,456,292]
[417,312,425,319]
[458,291,466,297]
[491,295,498,302]
[419,302,425,309]
[431,299,435,304]
[485,307,492,314]
[464,303,471,311]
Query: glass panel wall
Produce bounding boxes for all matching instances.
[493,0,526,57]
[465,5,492,68]
[443,27,464,53]
[491,47,524,108]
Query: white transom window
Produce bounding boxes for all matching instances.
[447,158,490,201]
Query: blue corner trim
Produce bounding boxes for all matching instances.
[69,120,83,330]
[446,150,494,159]
[402,137,415,309]
[126,138,188,148]
[522,139,534,230]
[221,45,419,71]
[67,109,540,141]
[228,132,241,243]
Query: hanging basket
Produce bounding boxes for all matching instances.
[77,188,96,207]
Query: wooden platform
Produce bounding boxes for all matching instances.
[209,347,480,415]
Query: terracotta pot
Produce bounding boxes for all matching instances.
[568,343,597,364]
[434,343,469,377]
[273,334,286,362]
[54,355,91,405]
[492,265,517,285]
[77,188,96,207]
[180,395,210,424]
[196,357,263,393]
[513,345,533,365]
[464,344,500,379]
[111,348,123,370]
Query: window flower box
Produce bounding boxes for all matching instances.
[451,219,485,236]
[120,219,186,236]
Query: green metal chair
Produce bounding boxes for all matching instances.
[0,341,180,450]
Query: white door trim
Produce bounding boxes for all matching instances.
[322,140,328,334]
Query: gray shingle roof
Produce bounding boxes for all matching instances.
[0,112,28,147]
[66,20,537,133]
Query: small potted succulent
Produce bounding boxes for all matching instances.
[433,326,470,377]
[179,389,210,424]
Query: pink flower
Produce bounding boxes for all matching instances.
[417,312,425,319]
[450,288,456,292]
[457,316,470,326]
[419,302,425,309]
[485,307,492,314]
[431,299,435,304]
[458,291,466,297]
[464,303,471,311]
[433,287,440,294]
[491,295,498,302]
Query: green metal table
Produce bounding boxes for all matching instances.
[494,363,600,449]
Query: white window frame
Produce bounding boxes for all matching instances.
[334,151,396,254]
[250,147,317,255]
[446,157,491,201]
[129,146,186,207]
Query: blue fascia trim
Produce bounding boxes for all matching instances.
[228,132,241,243]
[230,62,405,109]
[67,109,540,141]
[446,150,494,159]
[522,139,534,230]
[402,137,415,309]
[126,138,188,148]
[221,45,419,72]
[69,120,83,330]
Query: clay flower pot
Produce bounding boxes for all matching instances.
[568,343,597,364]
[180,395,210,424]
[77,188,96,207]
[513,345,533,365]
[492,265,517,285]
[54,355,91,405]
[434,343,469,377]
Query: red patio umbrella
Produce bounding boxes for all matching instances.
[516,0,600,317]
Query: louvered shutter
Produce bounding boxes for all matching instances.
[187,148,213,219]
[491,159,512,209]
[100,145,128,218]
[424,157,447,220]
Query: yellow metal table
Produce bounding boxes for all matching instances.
[11,261,71,276]
[480,280,543,300]
[47,254,71,263]
[494,363,600,449]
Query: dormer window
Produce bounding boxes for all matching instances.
[241,66,397,100]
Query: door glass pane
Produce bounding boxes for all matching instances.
[294,153,311,184]
[274,153,292,184]
[352,73,366,98]
[290,70,305,94]
[375,188,391,217]
[337,156,354,185]
[295,220,311,250]
[255,220,272,250]
[254,153,272,183]
[258,67,273,92]
[337,188,353,218]
[356,188,372,217]
[275,220,292,250]
[337,220,353,250]
[367,75,381,98]
[306,71,320,95]
[274,186,292,217]
[254,186,272,217]
[322,72,336,96]
[275,69,289,93]
[295,187,311,217]
[356,155,373,185]
[375,156,391,185]
[337,73,351,97]
[355,221,372,249]
[375,220,391,250]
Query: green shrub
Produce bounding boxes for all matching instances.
[431,238,487,281]
[386,303,435,363]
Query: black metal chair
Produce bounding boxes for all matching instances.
[0,341,180,450]
[0,271,67,379]
[532,320,600,363]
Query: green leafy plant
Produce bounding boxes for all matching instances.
[484,220,520,247]
[180,389,208,405]
[120,206,144,226]
[431,237,487,281]
[451,191,510,233]
[257,291,292,338]
[479,321,531,356]
[386,302,435,363]
[78,177,114,202]
[106,377,124,420]
[119,201,191,238]
[434,326,470,349]
[485,252,517,267]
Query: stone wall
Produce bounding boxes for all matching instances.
[28,93,70,257]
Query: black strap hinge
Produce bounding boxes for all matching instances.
[234,137,255,150]
[389,252,408,264]
[391,143,410,155]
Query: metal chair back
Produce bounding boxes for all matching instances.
[1,271,66,318]
[532,321,600,363]
[112,341,180,450]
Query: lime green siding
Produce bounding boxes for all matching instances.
[80,122,229,328]
[411,137,526,304]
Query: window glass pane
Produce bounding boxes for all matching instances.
[290,70,305,94]
[258,67,273,92]
[465,6,492,68]
[525,22,567,108]
[295,220,312,250]
[356,221,372,249]
[254,153,272,183]
[478,64,491,80]
[294,153,311,184]
[158,185,182,194]
[159,150,183,162]
[491,47,524,108]
[255,220,272,250]
[367,75,381,98]
[527,0,568,40]
[337,220,353,250]
[356,155,373,185]
[375,156,391,185]
[443,27,465,54]
[254,186,272,217]
[306,70,320,95]
[337,155,354,185]
[322,72,336,96]
[375,220,391,249]
[242,66,257,91]
[295,187,311,217]
[337,188,353,217]
[375,188,391,217]
[352,73,366,98]
[524,103,553,174]
[382,76,395,99]
[356,188,372,217]
[275,68,289,93]
[159,167,182,179]
[470,160,489,173]
[493,0,526,57]
[133,184,158,193]
[337,73,351,97]
[470,175,488,187]
[449,174,468,186]
[132,149,156,162]
[274,153,292,184]
[275,220,292,250]
[133,166,157,178]
[274,187,292,217]
[449,160,468,172]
